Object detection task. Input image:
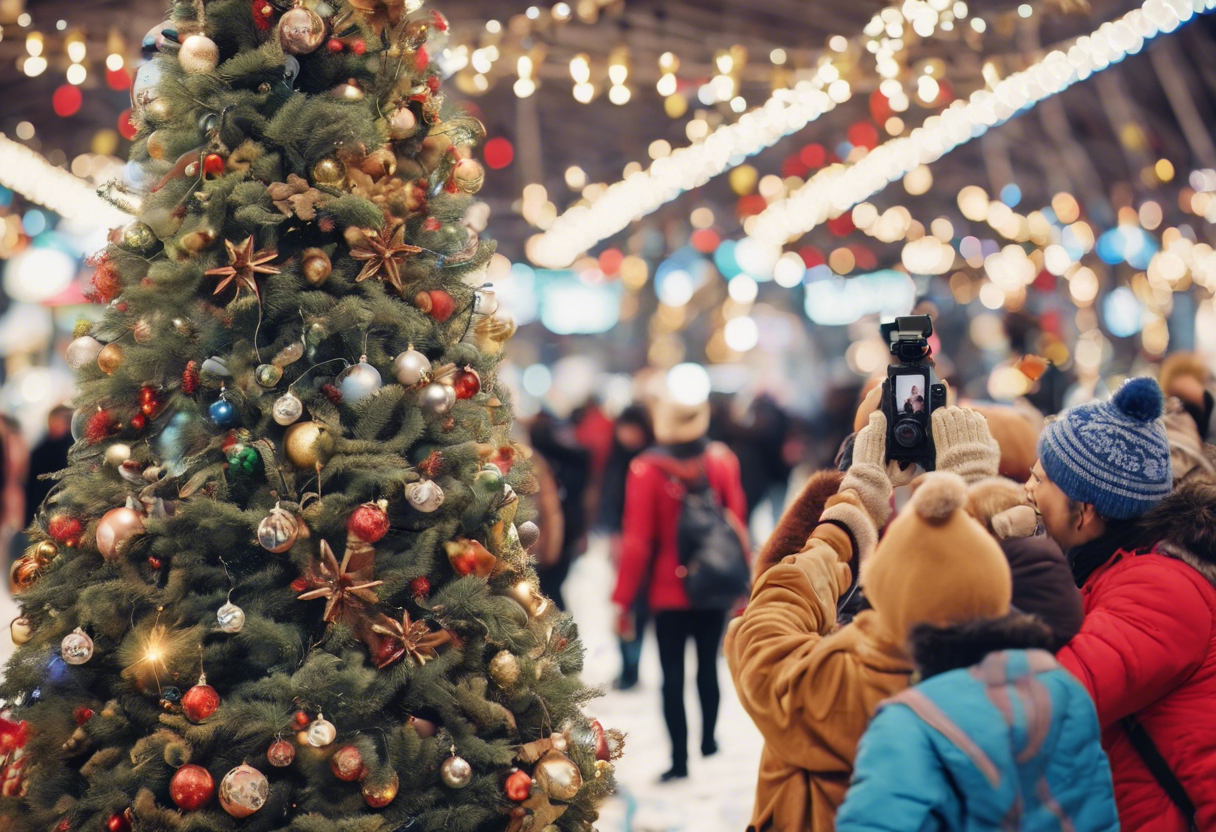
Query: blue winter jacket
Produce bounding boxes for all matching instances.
[837,649,1119,832]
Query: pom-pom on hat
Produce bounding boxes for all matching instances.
[1037,377,1172,520]
[861,472,1012,647]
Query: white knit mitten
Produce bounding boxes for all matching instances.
[932,407,1001,485]
[836,411,895,528]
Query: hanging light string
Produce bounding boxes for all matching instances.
[746,0,1211,251]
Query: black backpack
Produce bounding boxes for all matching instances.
[650,448,750,609]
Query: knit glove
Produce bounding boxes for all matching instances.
[834,411,896,528]
[932,406,1001,485]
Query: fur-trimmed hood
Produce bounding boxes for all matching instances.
[908,613,1055,679]
[1138,481,1216,586]
[754,468,844,580]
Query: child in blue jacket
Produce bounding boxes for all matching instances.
[837,611,1119,832]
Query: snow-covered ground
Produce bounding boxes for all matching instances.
[565,538,764,832]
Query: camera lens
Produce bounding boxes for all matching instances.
[893,418,923,449]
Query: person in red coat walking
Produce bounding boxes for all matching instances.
[612,390,747,782]
[1028,377,1216,832]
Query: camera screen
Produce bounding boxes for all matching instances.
[895,374,928,416]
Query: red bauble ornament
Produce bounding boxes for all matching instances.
[73,707,94,726]
[91,260,121,304]
[251,0,275,30]
[86,410,116,445]
[426,290,455,322]
[327,37,344,52]
[203,153,225,177]
[181,678,220,723]
[48,515,83,547]
[267,738,295,767]
[330,745,364,781]
[410,576,430,598]
[147,556,163,570]
[139,386,161,416]
[347,503,390,543]
[452,368,481,400]
[0,718,29,754]
[182,361,200,394]
[321,383,342,404]
[130,413,147,431]
[351,39,367,55]
[504,768,532,801]
[293,710,311,729]
[170,764,215,810]
[362,772,398,807]
[423,216,441,232]
[106,811,132,832]
[590,719,611,761]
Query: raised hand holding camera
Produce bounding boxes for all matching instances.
[931,406,1001,484]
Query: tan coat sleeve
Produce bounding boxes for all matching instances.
[725,492,877,772]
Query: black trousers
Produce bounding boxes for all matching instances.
[654,608,727,769]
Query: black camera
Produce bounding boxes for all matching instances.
[879,315,947,471]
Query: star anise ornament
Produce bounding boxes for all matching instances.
[368,609,452,669]
[204,237,280,301]
[348,220,422,294]
[296,537,383,626]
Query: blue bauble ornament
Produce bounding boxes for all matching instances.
[210,399,239,428]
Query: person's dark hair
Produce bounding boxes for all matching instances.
[909,614,1055,679]
[1138,481,1216,563]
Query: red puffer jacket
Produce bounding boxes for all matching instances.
[1057,548,1216,832]
[612,443,748,612]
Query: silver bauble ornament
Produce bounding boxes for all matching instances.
[420,382,455,415]
[279,7,326,54]
[257,506,299,553]
[272,391,304,426]
[388,107,419,140]
[61,627,94,665]
[337,356,382,403]
[392,348,431,386]
[216,601,246,634]
[179,34,220,74]
[405,480,445,513]
[104,443,133,468]
[440,753,473,788]
[66,335,104,370]
[218,763,268,818]
[306,714,336,747]
[131,60,163,108]
[473,288,499,316]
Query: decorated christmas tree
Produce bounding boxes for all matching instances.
[0,2,618,830]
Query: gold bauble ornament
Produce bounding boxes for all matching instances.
[362,772,399,808]
[451,158,485,194]
[311,157,345,186]
[179,34,220,74]
[122,221,158,253]
[146,131,169,160]
[10,616,33,645]
[97,342,125,375]
[488,650,520,688]
[535,750,582,801]
[31,539,58,561]
[301,248,332,285]
[283,421,335,469]
[10,555,46,594]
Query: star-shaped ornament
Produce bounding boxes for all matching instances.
[367,609,452,669]
[349,221,422,294]
[204,237,280,301]
[296,537,383,625]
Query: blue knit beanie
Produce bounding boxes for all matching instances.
[1037,377,1172,520]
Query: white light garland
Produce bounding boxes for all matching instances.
[527,77,843,267]
[0,134,130,227]
[748,0,1213,251]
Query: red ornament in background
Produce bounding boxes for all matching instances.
[251,0,275,30]
[504,768,532,801]
[327,37,344,52]
[0,718,29,754]
[106,811,132,832]
[106,67,130,91]
[147,556,163,569]
[321,382,342,405]
[452,368,480,400]
[91,257,122,303]
[203,153,225,177]
[48,515,83,547]
[424,289,455,322]
[130,414,147,431]
[72,707,94,726]
[351,40,367,55]
[826,214,855,237]
[347,503,389,543]
[293,710,311,730]
[590,719,611,761]
[330,745,364,781]
[52,85,83,118]
[170,764,215,810]
[117,108,137,140]
[736,194,767,219]
[846,120,880,151]
[55,818,71,832]
[413,46,428,71]
[410,576,430,598]
[423,217,441,232]
[800,143,827,169]
[182,360,200,394]
[181,677,220,723]
[139,386,161,417]
[483,137,514,170]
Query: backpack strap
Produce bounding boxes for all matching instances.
[1121,714,1198,830]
